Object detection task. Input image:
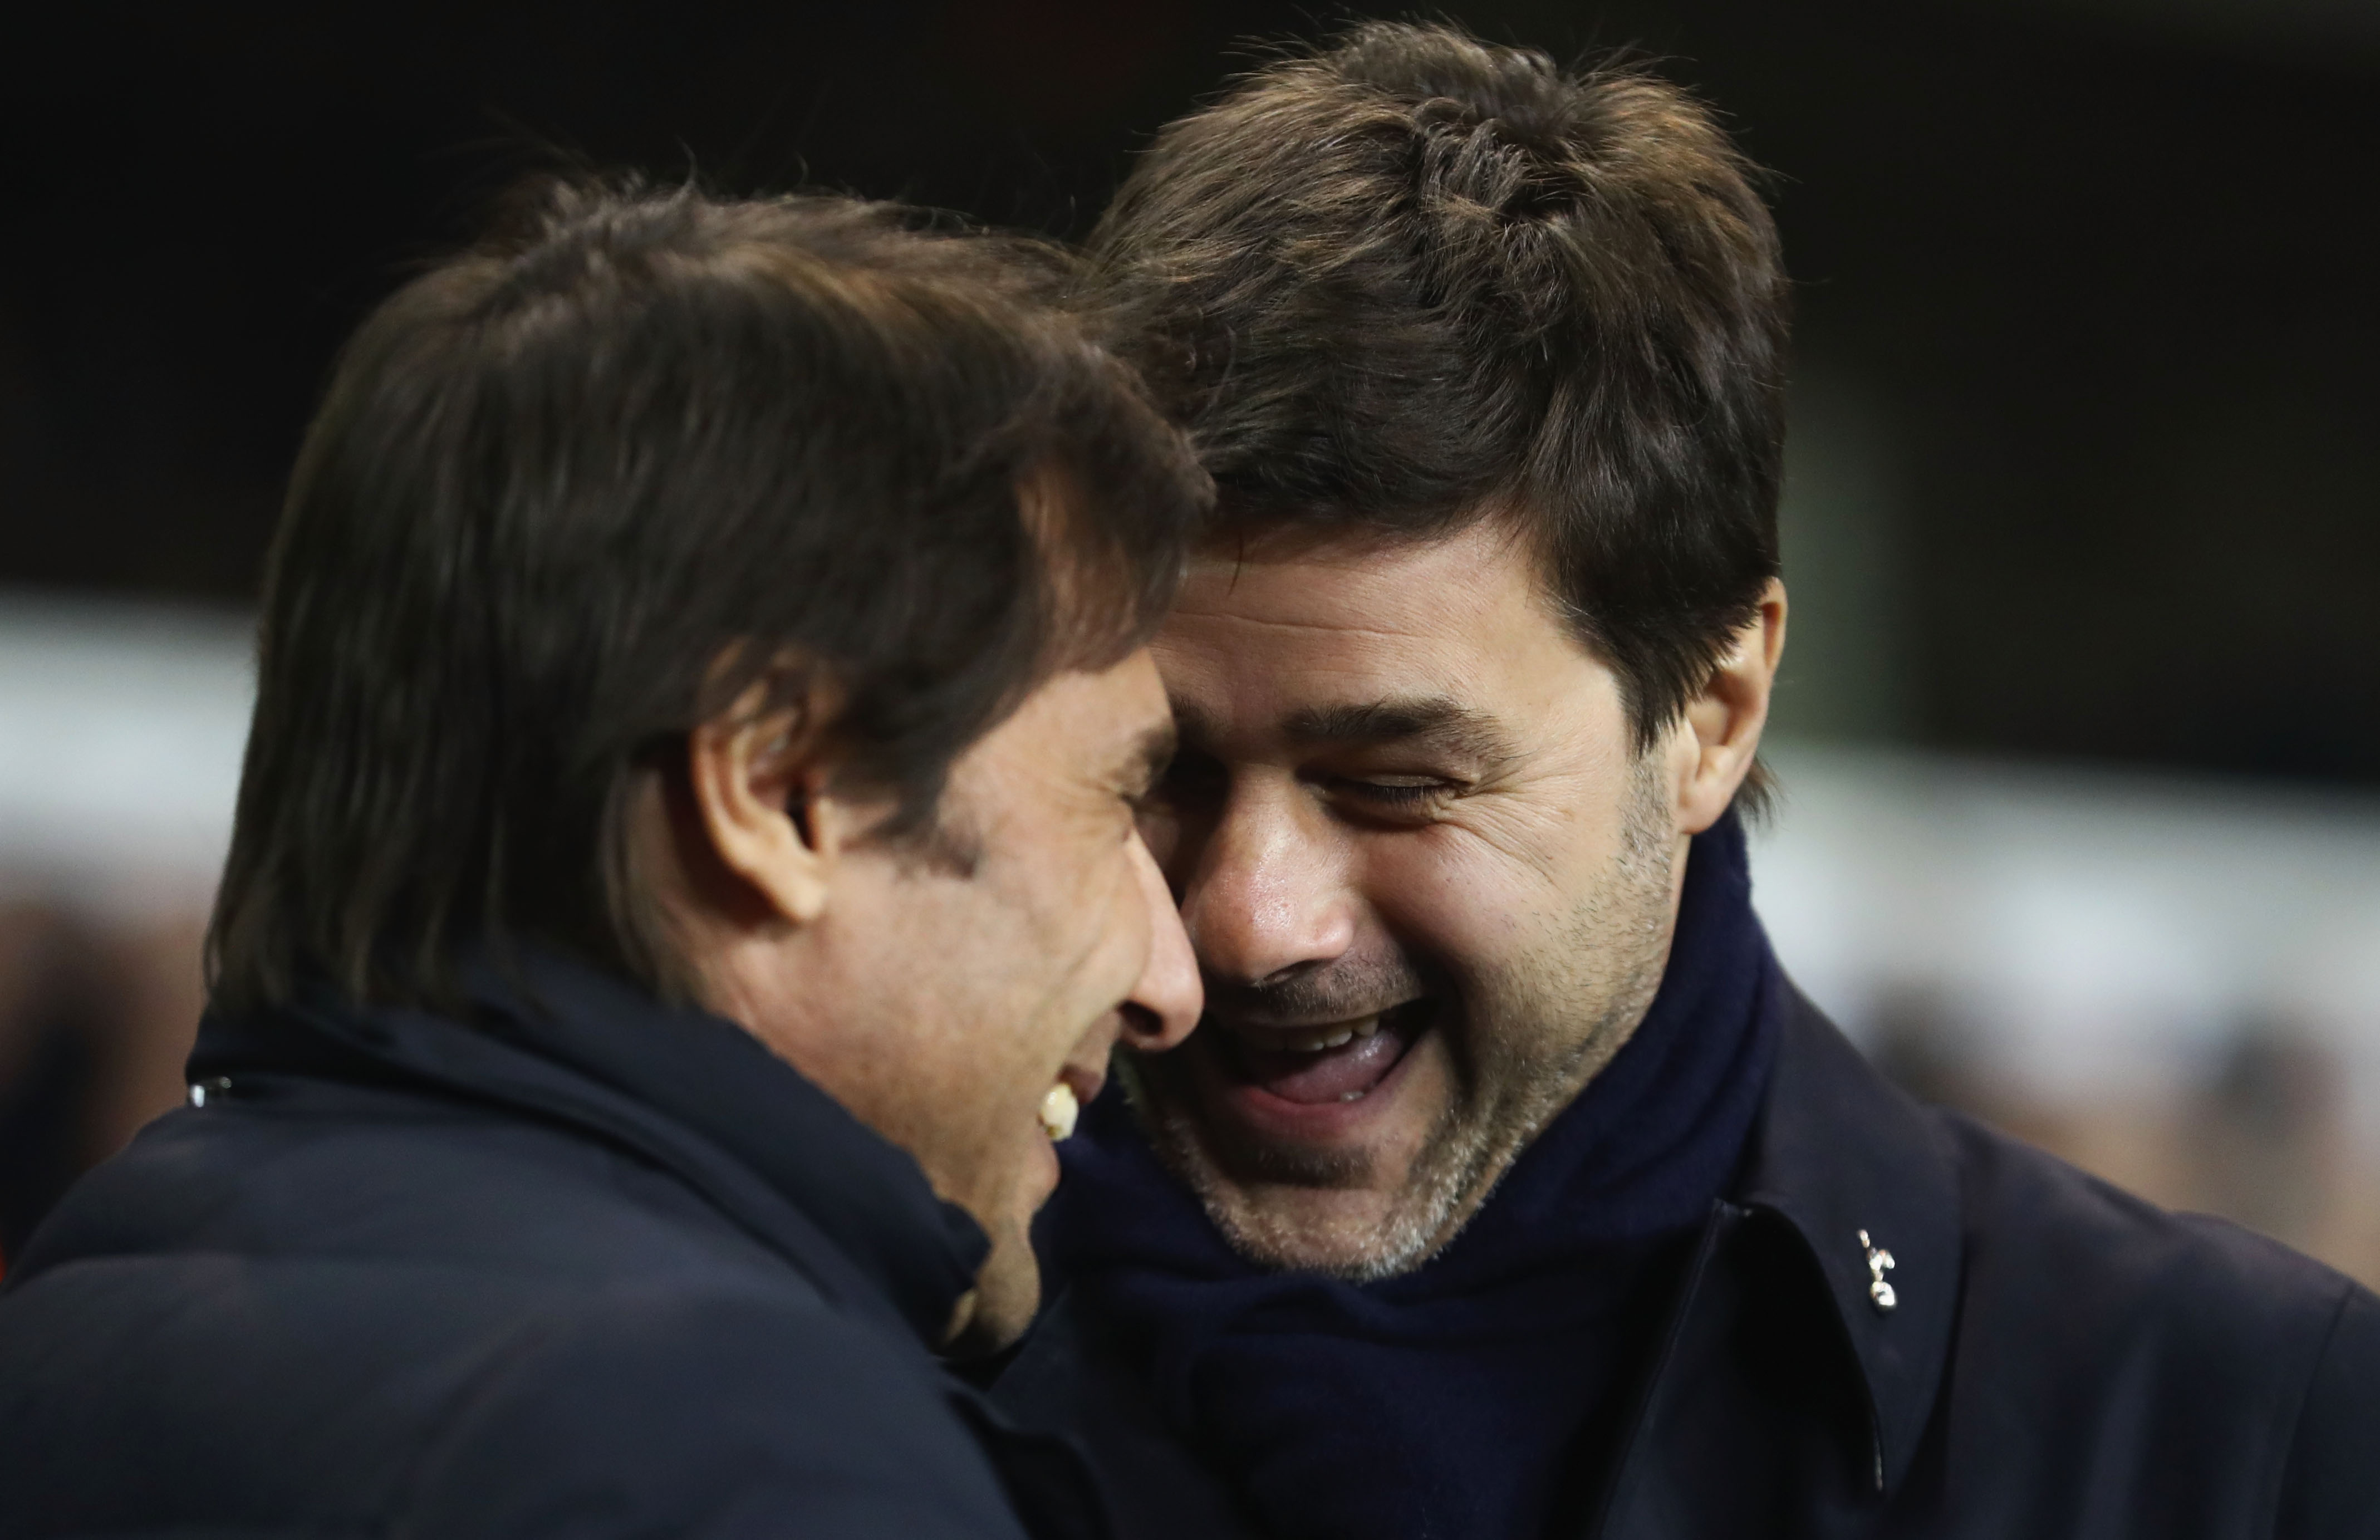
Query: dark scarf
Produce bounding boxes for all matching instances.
[1039,813,1785,1539]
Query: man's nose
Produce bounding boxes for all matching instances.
[1117,831,1201,1052]
[1175,788,1356,987]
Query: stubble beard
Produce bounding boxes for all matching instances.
[1129,762,1680,1281]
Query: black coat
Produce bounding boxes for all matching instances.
[0,957,1108,1540]
[990,992,2380,1539]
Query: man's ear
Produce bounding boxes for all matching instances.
[685,679,849,928]
[1671,578,1787,835]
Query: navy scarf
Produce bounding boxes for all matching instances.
[1041,813,1785,1540]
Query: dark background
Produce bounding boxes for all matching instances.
[5,0,2377,782]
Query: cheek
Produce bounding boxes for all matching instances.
[1016,832,1150,989]
[871,887,1044,1112]
[1360,821,1584,979]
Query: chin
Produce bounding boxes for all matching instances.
[948,1226,1043,1357]
[1129,1050,1484,1282]
[1225,1185,1441,1280]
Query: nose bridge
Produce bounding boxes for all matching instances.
[1177,776,1357,987]
[1120,831,1201,1051]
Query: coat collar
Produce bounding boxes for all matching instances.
[1730,985,1962,1493]
[190,951,989,1348]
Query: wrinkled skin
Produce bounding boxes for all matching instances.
[1131,521,1782,1277]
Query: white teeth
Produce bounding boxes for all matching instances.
[1272,1016,1380,1053]
[1039,1083,1079,1141]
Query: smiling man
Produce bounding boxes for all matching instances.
[0,181,1204,1539]
[989,22,2380,1540]
[1133,517,1736,1286]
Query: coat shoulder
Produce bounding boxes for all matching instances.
[17,1088,789,1288]
[400,1283,1033,1540]
[1937,1106,2363,1344]
[1923,1106,2380,1535]
[0,1253,1022,1540]
[0,1095,1023,1540]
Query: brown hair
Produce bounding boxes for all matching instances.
[1090,21,1788,788]
[209,178,1209,1013]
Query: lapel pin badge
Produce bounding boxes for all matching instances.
[1858,1229,1897,1314]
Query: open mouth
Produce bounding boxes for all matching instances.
[1214,999,1434,1106]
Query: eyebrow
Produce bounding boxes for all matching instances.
[1279,695,1517,769]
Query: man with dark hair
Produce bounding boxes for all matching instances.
[0,180,1207,1539]
[989,22,2380,1539]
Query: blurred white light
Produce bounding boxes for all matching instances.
[1753,739,2380,1151]
[0,591,253,916]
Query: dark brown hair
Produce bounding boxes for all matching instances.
[209,178,1209,1013]
[1089,21,1787,775]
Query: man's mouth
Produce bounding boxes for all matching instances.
[1213,1000,1432,1106]
[1038,1060,1106,1142]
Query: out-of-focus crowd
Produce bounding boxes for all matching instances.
[1869,992,2380,1291]
[0,905,200,1265]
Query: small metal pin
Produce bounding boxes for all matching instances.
[185,1076,232,1109]
[1858,1228,1897,1314]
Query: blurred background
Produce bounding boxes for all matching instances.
[3,0,2376,1279]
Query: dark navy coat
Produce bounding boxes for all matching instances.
[992,992,2380,1539]
[0,957,1108,1540]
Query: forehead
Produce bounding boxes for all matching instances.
[1052,650,1170,747]
[967,650,1172,790]
[1155,521,1593,728]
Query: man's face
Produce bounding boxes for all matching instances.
[808,650,1200,1347]
[1131,521,1686,1278]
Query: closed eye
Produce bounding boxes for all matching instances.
[1330,777,1454,812]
